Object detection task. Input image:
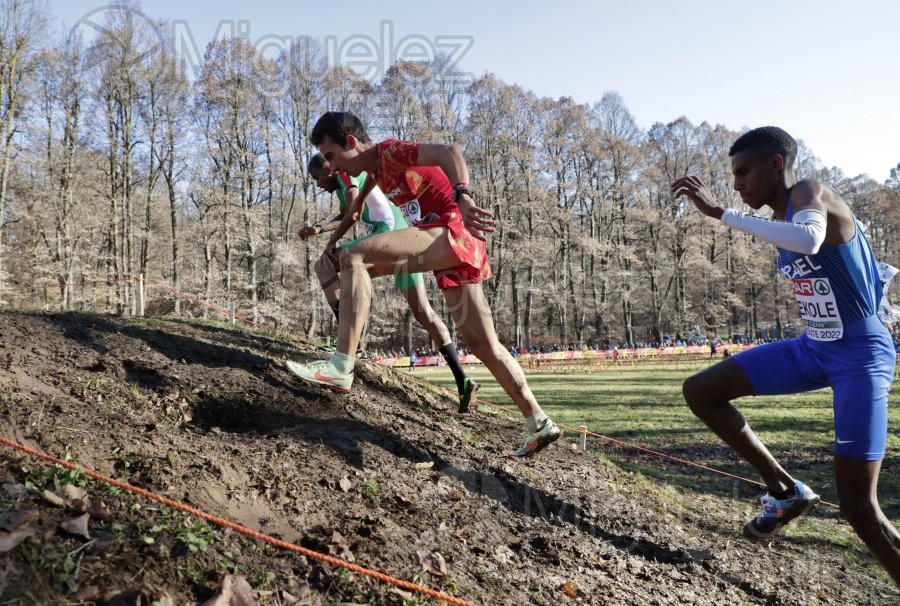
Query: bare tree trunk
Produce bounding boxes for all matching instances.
[404,308,413,357]
[0,117,11,287]
[0,0,45,292]
[105,93,123,313]
[524,263,534,350]
[122,96,134,313]
[511,268,521,349]
[164,117,179,314]
[622,295,635,348]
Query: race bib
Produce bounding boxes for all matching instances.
[399,199,422,225]
[793,278,842,341]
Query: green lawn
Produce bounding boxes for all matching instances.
[417,360,900,520]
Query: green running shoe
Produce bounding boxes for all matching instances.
[510,418,561,458]
[286,359,353,392]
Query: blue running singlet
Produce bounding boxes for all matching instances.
[733,200,896,460]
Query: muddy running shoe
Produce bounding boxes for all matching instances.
[510,418,561,458]
[285,359,353,392]
[744,481,820,539]
[458,378,480,414]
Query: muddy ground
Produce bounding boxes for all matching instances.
[0,311,897,605]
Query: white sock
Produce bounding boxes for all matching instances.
[331,351,355,374]
[525,411,548,433]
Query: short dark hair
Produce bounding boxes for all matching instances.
[310,111,371,148]
[729,126,797,169]
[307,153,326,173]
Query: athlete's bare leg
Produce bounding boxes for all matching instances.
[401,281,452,347]
[682,359,797,494]
[314,252,340,306]
[442,283,542,418]
[834,456,900,585]
[337,227,462,356]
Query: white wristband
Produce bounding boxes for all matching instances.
[721,208,826,255]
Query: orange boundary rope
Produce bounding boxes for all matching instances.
[398,368,840,509]
[0,435,475,606]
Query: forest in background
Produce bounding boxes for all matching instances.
[2,0,898,352]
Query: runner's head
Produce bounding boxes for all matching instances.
[729,126,797,209]
[311,112,371,175]
[307,153,339,192]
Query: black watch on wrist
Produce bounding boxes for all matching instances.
[453,185,473,202]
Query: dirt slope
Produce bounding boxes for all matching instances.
[0,311,896,605]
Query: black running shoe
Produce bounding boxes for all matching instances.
[458,377,479,413]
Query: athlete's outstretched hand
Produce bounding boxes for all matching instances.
[298,225,320,240]
[671,176,725,220]
[458,196,496,241]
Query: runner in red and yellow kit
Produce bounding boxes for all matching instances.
[286,111,560,458]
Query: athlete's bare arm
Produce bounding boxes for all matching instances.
[298,212,344,240]
[415,143,496,240]
[323,186,365,263]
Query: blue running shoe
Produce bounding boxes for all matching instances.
[744,481,820,539]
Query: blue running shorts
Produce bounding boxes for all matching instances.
[732,316,896,460]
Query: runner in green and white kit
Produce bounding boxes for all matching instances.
[299,154,479,411]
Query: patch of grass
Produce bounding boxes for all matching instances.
[175,520,216,553]
[425,363,900,527]
[361,476,380,505]
[23,450,89,490]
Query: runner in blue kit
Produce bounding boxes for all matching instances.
[673,126,899,585]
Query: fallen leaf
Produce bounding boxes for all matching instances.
[0,510,37,532]
[417,550,447,576]
[41,489,65,508]
[493,545,515,564]
[86,499,114,522]
[327,530,354,562]
[414,461,434,471]
[200,574,260,606]
[286,580,311,600]
[69,586,101,602]
[394,495,413,508]
[560,581,579,598]
[2,484,25,499]
[0,525,37,552]
[63,484,86,502]
[338,477,352,493]
[60,513,91,540]
[87,531,118,555]
[389,587,414,601]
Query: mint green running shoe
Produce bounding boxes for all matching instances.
[510,419,561,458]
[286,359,353,392]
